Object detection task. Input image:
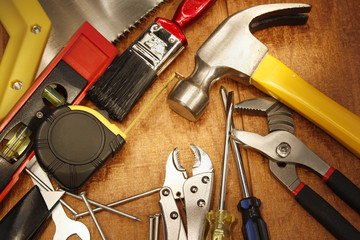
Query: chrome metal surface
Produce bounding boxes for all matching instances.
[220,87,250,198]
[163,148,188,199]
[64,191,141,222]
[27,156,90,240]
[132,23,184,74]
[269,161,301,192]
[154,214,161,240]
[183,172,214,240]
[80,192,106,240]
[218,95,233,210]
[191,144,213,176]
[160,145,214,240]
[159,187,186,240]
[235,97,295,134]
[167,3,311,121]
[149,215,154,240]
[37,0,166,76]
[74,188,161,219]
[231,129,330,176]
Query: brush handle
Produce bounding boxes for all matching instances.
[172,0,217,29]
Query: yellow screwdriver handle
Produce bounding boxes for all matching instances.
[0,0,51,121]
[251,53,360,158]
[204,210,235,240]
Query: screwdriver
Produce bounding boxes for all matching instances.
[220,87,269,240]
[204,91,235,240]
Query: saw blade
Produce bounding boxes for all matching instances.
[37,0,167,76]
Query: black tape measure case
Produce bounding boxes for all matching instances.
[34,105,126,191]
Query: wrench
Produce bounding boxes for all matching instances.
[27,156,90,240]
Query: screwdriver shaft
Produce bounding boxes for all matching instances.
[220,87,250,198]
[218,92,233,210]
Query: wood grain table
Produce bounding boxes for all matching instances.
[1,0,359,239]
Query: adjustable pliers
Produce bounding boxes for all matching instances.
[230,97,360,240]
[159,144,214,240]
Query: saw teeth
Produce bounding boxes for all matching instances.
[172,148,185,172]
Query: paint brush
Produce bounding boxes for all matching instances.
[87,0,216,122]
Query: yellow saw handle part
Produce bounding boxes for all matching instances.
[0,0,51,121]
[251,53,360,158]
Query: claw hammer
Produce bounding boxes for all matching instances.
[167,3,360,158]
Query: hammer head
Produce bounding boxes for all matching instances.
[167,3,311,121]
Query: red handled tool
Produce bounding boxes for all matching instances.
[87,0,217,122]
[0,22,118,202]
[231,97,360,240]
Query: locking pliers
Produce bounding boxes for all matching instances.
[159,144,214,240]
[231,97,360,240]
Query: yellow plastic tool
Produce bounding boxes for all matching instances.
[0,0,51,121]
[204,210,236,240]
[251,53,360,158]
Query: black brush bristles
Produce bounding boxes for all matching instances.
[87,49,157,122]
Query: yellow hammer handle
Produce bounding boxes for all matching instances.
[252,53,360,158]
[0,0,51,121]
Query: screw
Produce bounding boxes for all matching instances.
[202,176,210,184]
[162,189,170,196]
[36,112,43,119]
[276,142,291,158]
[190,186,198,193]
[80,192,106,240]
[12,81,23,90]
[152,24,160,31]
[168,37,175,43]
[170,211,178,219]
[197,199,206,207]
[31,25,41,34]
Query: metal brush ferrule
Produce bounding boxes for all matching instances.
[131,22,184,74]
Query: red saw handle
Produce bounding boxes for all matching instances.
[172,0,217,29]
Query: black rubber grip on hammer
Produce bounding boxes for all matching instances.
[294,184,360,240]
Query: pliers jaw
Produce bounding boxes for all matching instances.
[159,145,214,240]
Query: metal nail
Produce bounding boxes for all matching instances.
[148,215,154,240]
[74,188,161,219]
[63,190,141,222]
[25,168,78,215]
[153,214,161,240]
[80,192,106,240]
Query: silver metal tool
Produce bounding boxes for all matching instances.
[80,192,106,240]
[231,97,360,240]
[149,215,154,240]
[149,214,161,240]
[218,92,233,210]
[37,0,166,76]
[74,187,161,219]
[167,3,360,158]
[26,156,90,240]
[159,145,214,240]
[63,190,141,222]
[167,3,311,122]
[220,89,269,240]
[220,87,250,198]
[154,214,161,240]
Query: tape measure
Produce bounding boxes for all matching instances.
[34,105,126,191]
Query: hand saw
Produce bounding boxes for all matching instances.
[37,0,166,76]
[0,0,165,122]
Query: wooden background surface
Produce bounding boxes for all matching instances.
[1,0,359,239]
